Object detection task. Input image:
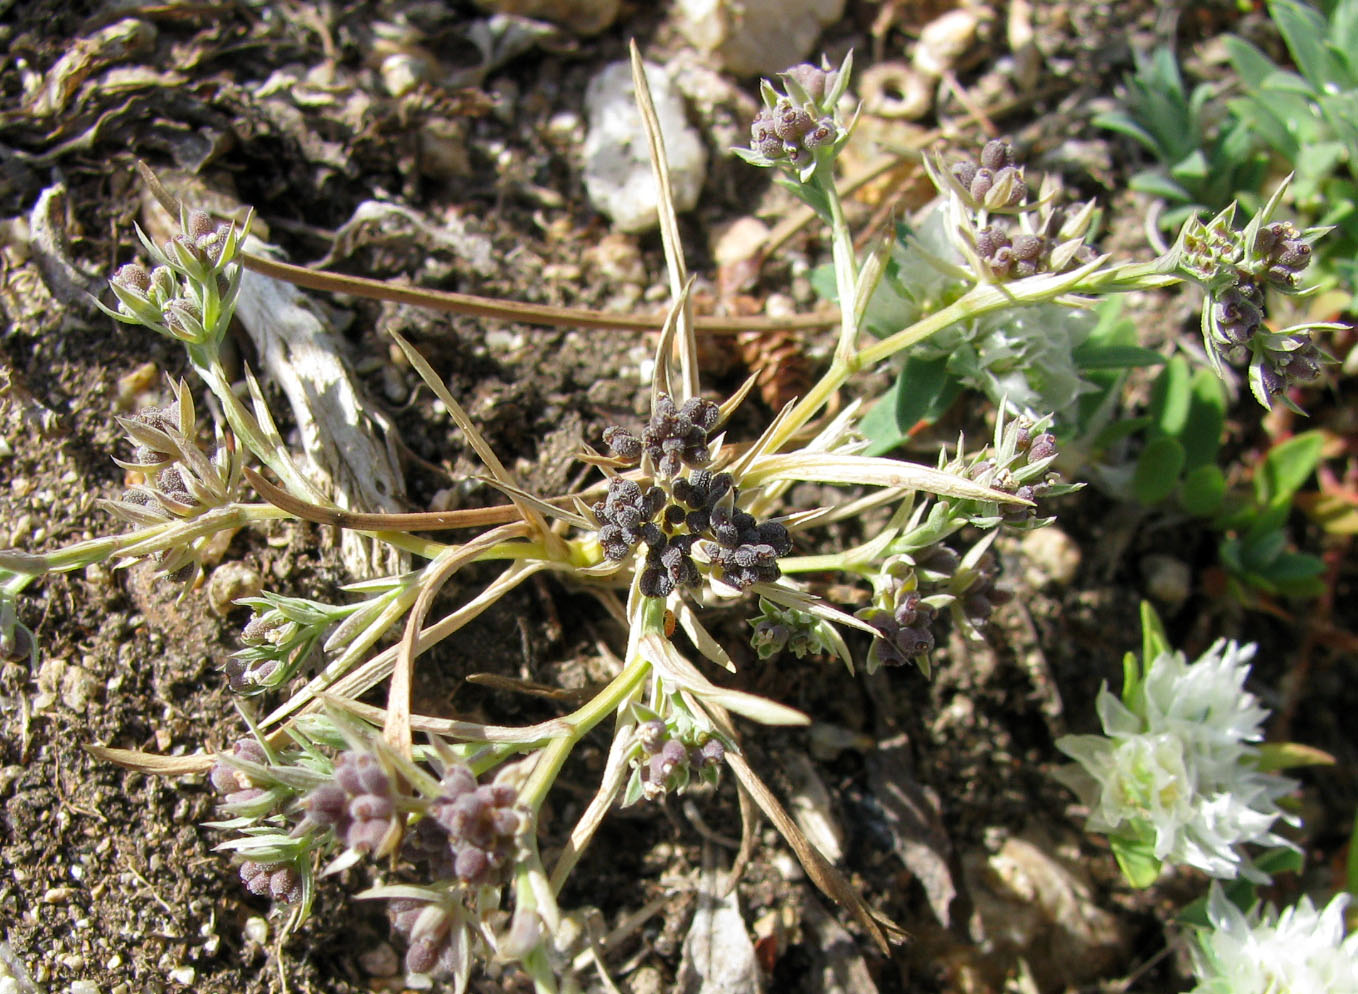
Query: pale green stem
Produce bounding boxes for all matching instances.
[819,170,860,364]
[1,503,290,594]
[761,259,1181,457]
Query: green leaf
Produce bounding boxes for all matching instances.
[1140,601,1172,666]
[1255,430,1325,508]
[1180,463,1227,517]
[860,357,959,456]
[1257,551,1327,597]
[1092,415,1153,451]
[1256,741,1336,772]
[1271,0,1346,91]
[1111,833,1163,889]
[1169,148,1211,181]
[1148,355,1192,438]
[1347,808,1358,895]
[1133,436,1186,504]
[1179,368,1226,470]
[1128,171,1193,204]
[1071,343,1165,370]
[1121,649,1141,707]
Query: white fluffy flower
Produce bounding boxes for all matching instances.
[1189,882,1358,993]
[1055,640,1297,881]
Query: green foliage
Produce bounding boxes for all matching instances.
[1216,431,1328,598]
[1225,0,1358,290]
[1095,46,1266,227]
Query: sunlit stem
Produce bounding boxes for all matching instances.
[517,598,665,812]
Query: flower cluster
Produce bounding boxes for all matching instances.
[594,477,666,561]
[925,139,1101,285]
[239,859,303,903]
[102,207,248,348]
[425,765,524,886]
[631,717,725,802]
[105,380,242,584]
[856,556,939,671]
[948,139,1027,211]
[595,401,794,597]
[388,895,470,978]
[703,507,792,591]
[1055,639,1297,883]
[1188,882,1358,994]
[1173,196,1334,408]
[735,55,854,182]
[749,597,837,660]
[303,749,402,857]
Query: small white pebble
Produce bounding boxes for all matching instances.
[243,916,269,946]
[167,966,194,985]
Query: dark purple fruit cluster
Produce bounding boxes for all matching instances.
[604,394,720,479]
[859,591,937,668]
[703,507,792,591]
[950,140,1026,208]
[595,477,666,562]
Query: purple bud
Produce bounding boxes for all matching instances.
[349,793,394,822]
[970,168,994,201]
[113,263,151,292]
[980,140,1013,171]
[1027,433,1058,462]
[454,845,491,884]
[440,765,477,799]
[345,817,390,854]
[352,753,391,796]
[784,63,831,103]
[304,782,350,826]
[406,936,441,974]
[269,866,302,902]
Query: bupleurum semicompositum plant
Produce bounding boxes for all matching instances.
[0,44,1343,990]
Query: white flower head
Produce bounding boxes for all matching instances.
[1189,882,1358,994]
[1056,639,1298,882]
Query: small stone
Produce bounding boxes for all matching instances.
[1142,554,1191,609]
[243,916,269,946]
[115,361,160,410]
[675,0,845,77]
[473,0,620,35]
[582,62,707,233]
[167,965,195,985]
[1019,528,1081,588]
[206,563,263,618]
[913,7,986,78]
[60,665,99,711]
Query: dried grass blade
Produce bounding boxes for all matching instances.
[478,477,592,528]
[629,41,697,400]
[387,329,549,536]
[742,452,1031,504]
[385,526,515,758]
[724,750,899,952]
[641,632,807,725]
[85,744,213,775]
[673,600,737,673]
[243,465,523,531]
